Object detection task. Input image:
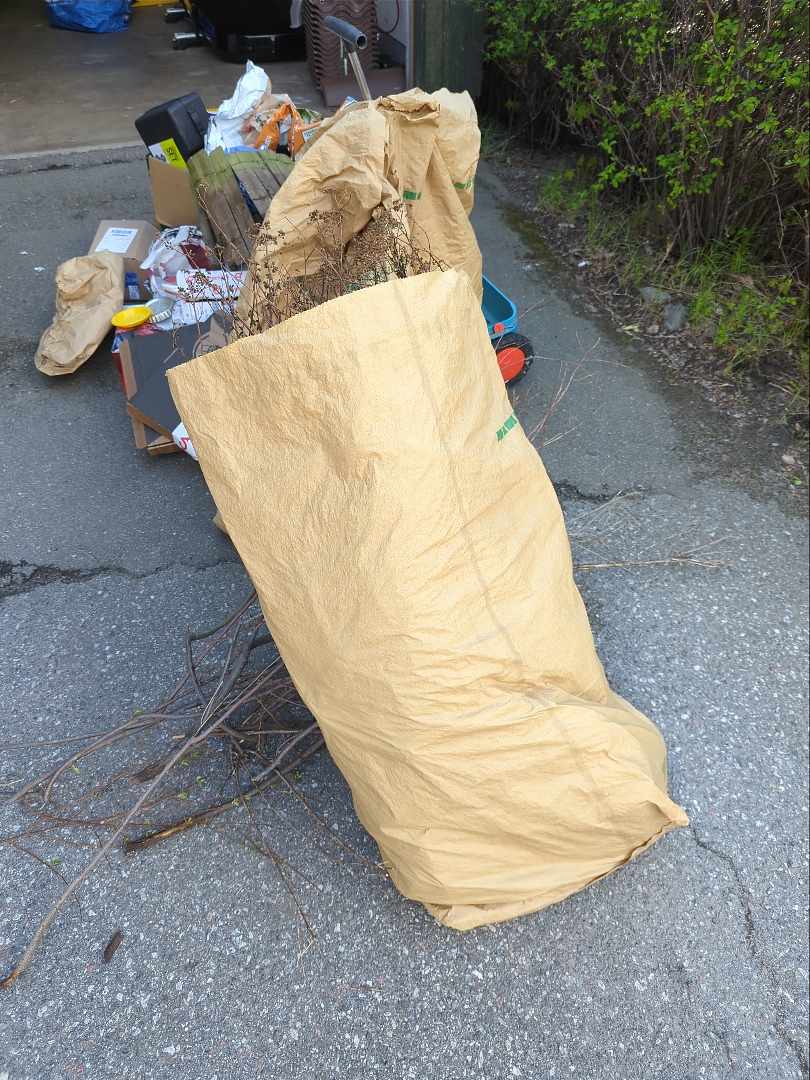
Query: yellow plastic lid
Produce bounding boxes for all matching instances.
[111,305,152,330]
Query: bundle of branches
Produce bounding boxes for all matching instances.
[192,192,446,339]
[1,592,326,988]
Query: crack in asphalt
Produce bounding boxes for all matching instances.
[689,825,809,1078]
[553,482,657,505]
[554,481,624,504]
[0,148,143,179]
[712,1026,735,1072]
[0,557,242,601]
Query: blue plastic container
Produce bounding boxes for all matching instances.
[481,275,519,339]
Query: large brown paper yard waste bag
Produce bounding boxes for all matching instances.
[240,89,482,326]
[431,88,480,216]
[169,269,688,929]
[35,253,123,376]
[378,90,481,294]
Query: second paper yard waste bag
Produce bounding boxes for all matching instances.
[168,269,688,929]
[239,89,483,327]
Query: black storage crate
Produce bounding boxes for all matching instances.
[135,94,210,165]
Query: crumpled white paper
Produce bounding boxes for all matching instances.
[171,421,197,459]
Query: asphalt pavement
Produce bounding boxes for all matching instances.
[0,152,807,1080]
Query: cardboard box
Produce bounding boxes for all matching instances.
[89,220,157,303]
[148,156,199,228]
[118,314,230,448]
[117,333,152,449]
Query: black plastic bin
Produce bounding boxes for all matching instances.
[134,93,210,166]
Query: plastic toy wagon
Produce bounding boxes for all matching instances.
[482,275,535,385]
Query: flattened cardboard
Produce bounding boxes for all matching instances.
[148,156,199,228]
[125,314,230,439]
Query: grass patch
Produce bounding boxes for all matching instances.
[536,162,809,410]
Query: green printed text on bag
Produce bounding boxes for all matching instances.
[496,413,518,441]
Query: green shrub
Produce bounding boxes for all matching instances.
[535,162,809,395]
[481,0,809,275]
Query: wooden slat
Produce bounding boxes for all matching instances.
[229,155,274,220]
[127,402,172,439]
[256,150,295,188]
[229,150,294,221]
[117,337,148,449]
[147,435,180,456]
[188,149,254,265]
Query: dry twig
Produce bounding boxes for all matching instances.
[0,593,325,988]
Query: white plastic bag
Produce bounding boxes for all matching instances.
[205,61,270,152]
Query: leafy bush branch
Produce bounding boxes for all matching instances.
[481,0,809,275]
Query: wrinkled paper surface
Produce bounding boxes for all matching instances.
[35,253,123,376]
[240,89,482,323]
[169,270,687,928]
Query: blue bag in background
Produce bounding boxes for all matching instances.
[46,0,131,33]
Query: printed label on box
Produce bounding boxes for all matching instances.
[96,226,139,254]
[148,138,187,169]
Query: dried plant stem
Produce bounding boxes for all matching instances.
[0,622,311,989]
[12,716,164,807]
[2,581,328,989]
[121,735,323,855]
[2,739,198,989]
[575,553,724,571]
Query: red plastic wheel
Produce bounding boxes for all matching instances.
[494,332,535,385]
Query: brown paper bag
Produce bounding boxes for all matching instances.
[378,90,482,295]
[240,89,483,328]
[169,269,687,929]
[35,253,123,376]
[431,88,480,215]
[248,104,397,283]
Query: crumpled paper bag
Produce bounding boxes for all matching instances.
[239,89,483,327]
[35,253,123,376]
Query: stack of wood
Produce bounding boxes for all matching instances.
[188,148,294,265]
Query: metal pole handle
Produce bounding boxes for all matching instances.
[323,15,372,102]
[323,15,368,51]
